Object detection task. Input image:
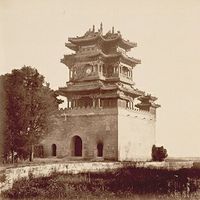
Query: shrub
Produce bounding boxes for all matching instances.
[2,176,66,199]
[0,173,6,182]
[152,145,168,161]
[3,166,200,199]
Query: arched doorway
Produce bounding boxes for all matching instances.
[71,136,82,156]
[52,144,57,156]
[97,143,103,157]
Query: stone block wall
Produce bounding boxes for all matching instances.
[41,107,118,160]
[118,108,156,161]
[42,106,157,161]
[0,162,123,193]
[0,161,196,194]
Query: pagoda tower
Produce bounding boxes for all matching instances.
[42,24,160,161]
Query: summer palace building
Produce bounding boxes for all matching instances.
[41,24,160,161]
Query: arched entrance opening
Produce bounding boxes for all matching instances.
[71,136,82,156]
[97,143,103,157]
[51,144,57,156]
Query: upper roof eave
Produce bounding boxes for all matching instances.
[68,32,101,44]
[120,54,141,66]
[118,85,145,97]
[67,31,137,51]
[119,39,137,50]
[65,43,78,51]
[138,95,158,102]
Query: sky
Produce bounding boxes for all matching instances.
[1,0,200,157]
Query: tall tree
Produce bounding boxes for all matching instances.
[2,66,61,162]
[0,75,6,163]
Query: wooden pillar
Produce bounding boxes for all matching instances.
[76,99,79,107]
[98,98,101,107]
[67,100,70,108]
[69,70,71,79]
[72,100,76,108]
[116,66,118,74]
[74,99,77,108]
[92,98,96,107]
[71,100,73,108]
[98,64,102,76]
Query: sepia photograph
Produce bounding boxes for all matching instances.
[1,0,200,199]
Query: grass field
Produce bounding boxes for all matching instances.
[2,165,200,200]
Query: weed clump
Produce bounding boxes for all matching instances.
[2,166,200,199]
[2,176,66,199]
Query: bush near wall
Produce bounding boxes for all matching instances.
[152,145,168,161]
[2,166,200,199]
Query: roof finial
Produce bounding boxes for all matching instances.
[92,25,95,32]
[112,26,114,34]
[100,22,103,32]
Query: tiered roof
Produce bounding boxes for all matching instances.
[61,50,140,68]
[64,24,138,52]
[59,80,144,99]
[60,24,160,110]
[67,28,137,51]
[136,94,160,110]
[61,24,141,68]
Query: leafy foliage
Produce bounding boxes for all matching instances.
[1,66,61,162]
[2,176,66,198]
[152,145,168,162]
